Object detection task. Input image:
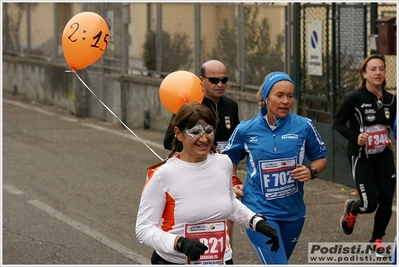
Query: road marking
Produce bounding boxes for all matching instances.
[60,116,79,123]
[3,99,56,117]
[4,99,154,263]
[3,98,164,150]
[3,184,24,195]
[28,199,150,264]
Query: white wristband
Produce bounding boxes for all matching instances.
[249,213,267,230]
[251,216,264,231]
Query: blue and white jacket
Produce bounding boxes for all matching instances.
[222,110,326,221]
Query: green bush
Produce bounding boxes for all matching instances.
[213,7,285,86]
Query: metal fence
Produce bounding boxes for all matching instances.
[2,2,290,91]
[294,2,396,124]
[2,2,396,93]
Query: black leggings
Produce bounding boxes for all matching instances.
[151,251,233,265]
[348,148,396,241]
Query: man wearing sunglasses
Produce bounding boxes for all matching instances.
[163,59,242,248]
[163,59,240,153]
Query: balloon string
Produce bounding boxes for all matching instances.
[178,93,187,104]
[66,69,163,160]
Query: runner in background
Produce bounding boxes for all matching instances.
[333,54,396,253]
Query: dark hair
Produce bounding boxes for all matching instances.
[359,54,386,88]
[200,65,206,77]
[148,102,217,169]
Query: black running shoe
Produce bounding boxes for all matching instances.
[340,199,357,235]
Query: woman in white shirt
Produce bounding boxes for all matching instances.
[136,102,279,264]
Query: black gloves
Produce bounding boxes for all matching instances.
[256,220,280,252]
[176,237,208,260]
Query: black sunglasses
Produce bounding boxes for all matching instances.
[203,76,229,84]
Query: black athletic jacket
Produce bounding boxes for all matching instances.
[333,86,396,155]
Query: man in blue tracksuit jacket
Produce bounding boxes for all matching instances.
[222,71,327,264]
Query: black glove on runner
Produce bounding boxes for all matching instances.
[176,237,208,261]
[256,220,280,252]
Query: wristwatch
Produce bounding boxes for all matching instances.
[307,166,318,180]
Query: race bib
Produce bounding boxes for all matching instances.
[365,124,391,154]
[258,157,298,200]
[184,220,226,265]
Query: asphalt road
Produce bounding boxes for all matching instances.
[3,91,396,265]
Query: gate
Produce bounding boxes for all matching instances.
[294,3,397,187]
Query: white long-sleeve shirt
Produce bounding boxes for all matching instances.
[135,152,257,264]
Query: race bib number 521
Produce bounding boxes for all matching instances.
[184,221,226,265]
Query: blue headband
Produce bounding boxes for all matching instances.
[261,71,296,100]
